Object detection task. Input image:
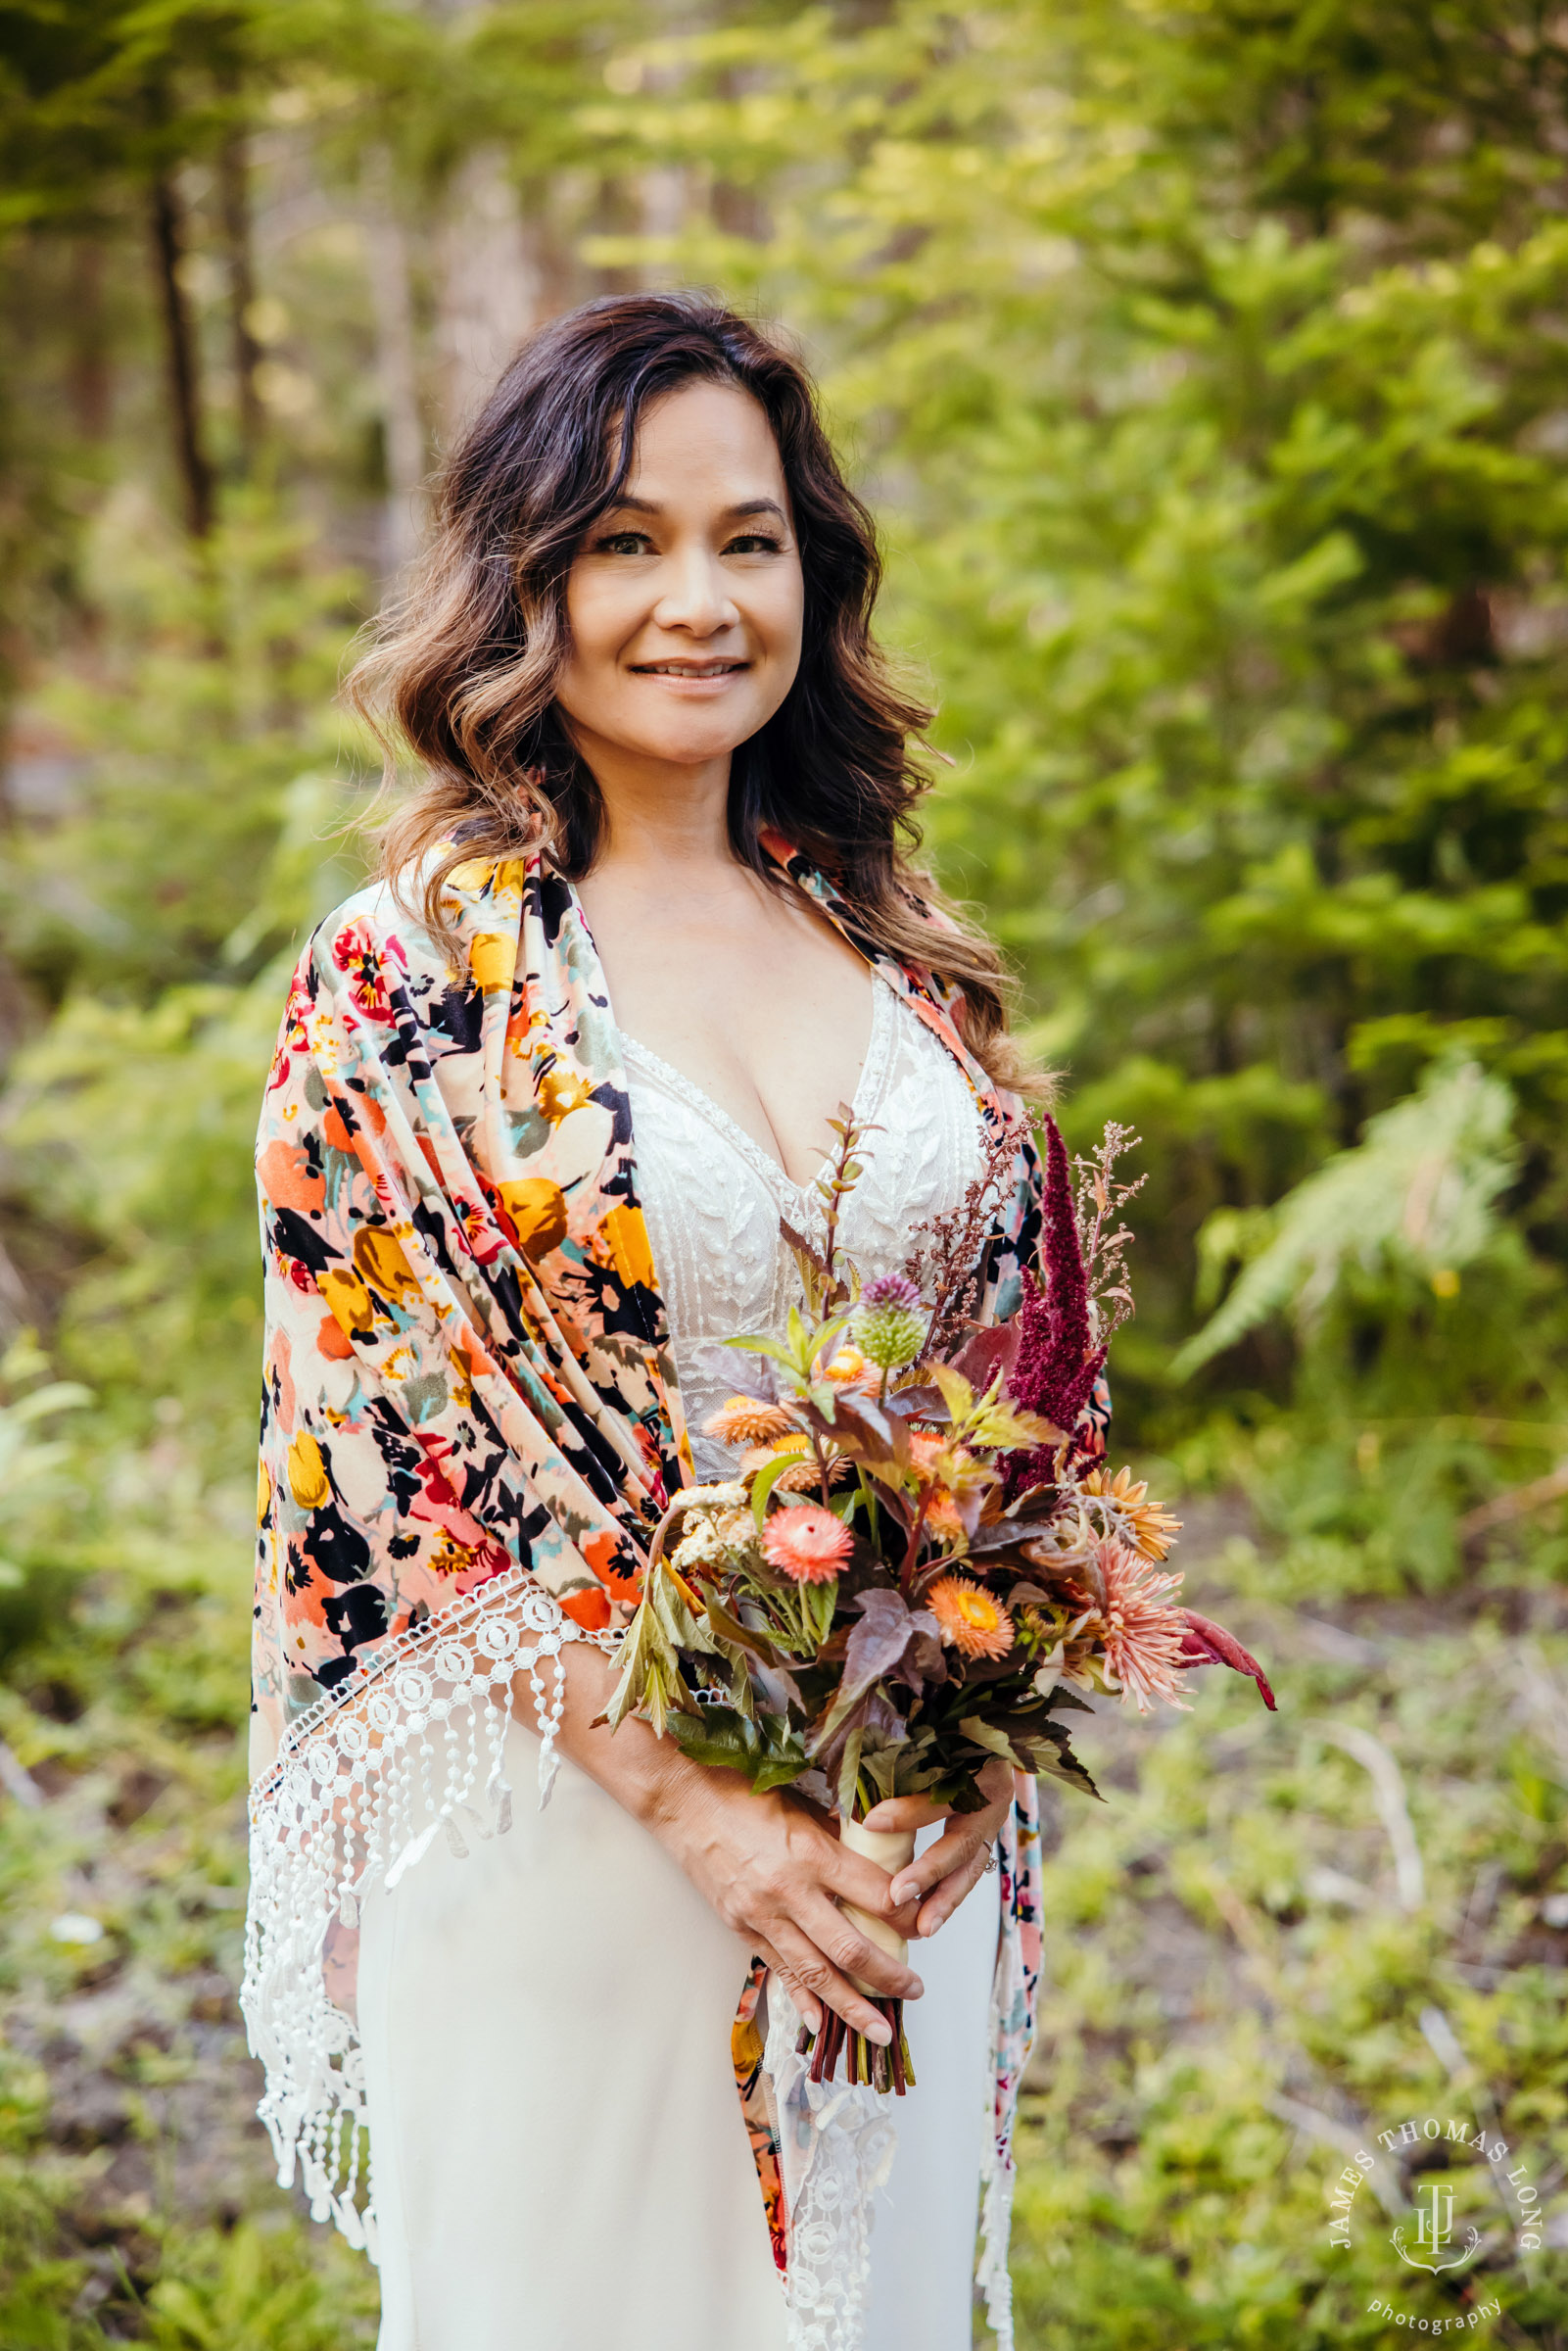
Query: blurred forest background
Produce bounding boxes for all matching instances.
[1,1,1567,2342]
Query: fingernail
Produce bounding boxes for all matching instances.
[889,1877,916,1905]
[866,2016,892,2046]
[907,1976,925,1998]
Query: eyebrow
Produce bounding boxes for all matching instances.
[600,494,789,526]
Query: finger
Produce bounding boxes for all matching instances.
[802,1891,925,2000]
[886,1820,988,1909]
[752,1937,822,2037]
[821,1844,923,1931]
[769,1918,903,2043]
[858,1793,948,1834]
[916,1841,995,1939]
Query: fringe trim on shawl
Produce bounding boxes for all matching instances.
[762,1976,900,2351]
[245,1569,1029,2334]
[976,2154,1018,2349]
[974,1805,1031,2351]
[241,1567,611,2252]
[757,1899,1026,2351]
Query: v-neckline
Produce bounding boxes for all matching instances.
[618,973,895,1200]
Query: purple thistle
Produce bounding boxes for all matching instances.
[1005,1116,1107,1495]
[861,1271,920,1312]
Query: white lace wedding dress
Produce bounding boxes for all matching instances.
[356,972,1000,2350]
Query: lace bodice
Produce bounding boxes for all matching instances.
[623,975,985,1482]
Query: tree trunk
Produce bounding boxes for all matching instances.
[435,148,544,438]
[363,151,426,578]
[150,175,214,539]
[218,135,263,469]
[640,163,689,281]
[67,237,112,442]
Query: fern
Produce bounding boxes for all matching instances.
[1173,1063,1515,1377]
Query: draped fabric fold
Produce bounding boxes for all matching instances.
[243,843,1043,2345]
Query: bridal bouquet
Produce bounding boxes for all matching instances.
[601,1109,1274,2092]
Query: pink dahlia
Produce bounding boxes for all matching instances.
[761,1504,853,1585]
[1091,1537,1191,1712]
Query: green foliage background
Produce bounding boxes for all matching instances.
[0,1,1565,2341]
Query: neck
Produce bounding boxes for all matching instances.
[574,732,736,879]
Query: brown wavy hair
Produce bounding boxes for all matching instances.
[348,291,1038,1096]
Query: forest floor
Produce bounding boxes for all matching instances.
[1,1480,1564,2347]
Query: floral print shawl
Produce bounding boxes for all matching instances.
[243,839,1044,2348]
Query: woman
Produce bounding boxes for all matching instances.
[244,295,1047,2351]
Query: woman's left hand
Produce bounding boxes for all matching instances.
[859,1757,1016,1939]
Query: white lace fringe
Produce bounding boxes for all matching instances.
[763,1977,899,2351]
[976,1889,1022,2351]
[241,1566,598,2254]
[976,2156,1018,2349]
[244,1569,1022,2339]
[759,1970,1020,2351]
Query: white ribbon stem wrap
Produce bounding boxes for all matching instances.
[836,1815,917,1998]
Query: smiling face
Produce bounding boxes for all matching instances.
[553,378,805,782]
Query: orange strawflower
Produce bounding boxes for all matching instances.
[1083,1465,1182,1562]
[740,1434,811,1470]
[705,1395,801,1447]
[927,1574,1016,1660]
[907,1432,946,1481]
[776,1454,854,1492]
[741,1432,841,1493]
[761,1504,853,1584]
[925,1488,968,1546]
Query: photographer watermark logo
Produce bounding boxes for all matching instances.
[1391,2181,1479,2276]
[1323,2109,1542,2332]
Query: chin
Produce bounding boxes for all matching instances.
[627,718,765,767]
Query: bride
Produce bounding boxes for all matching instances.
[244,293,1047,2351]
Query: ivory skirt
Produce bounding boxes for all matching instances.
[357,1718,998,2351]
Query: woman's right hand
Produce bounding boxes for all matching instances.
[653,1770,925,2044]
[533,1640,923,2045]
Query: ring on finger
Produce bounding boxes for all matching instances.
[983,1845,1000,1874]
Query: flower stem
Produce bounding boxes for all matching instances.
[797,1998,916,2095]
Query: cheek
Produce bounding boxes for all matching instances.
[562,573,630,680]
[755,567,806,670]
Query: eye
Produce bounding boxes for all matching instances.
[725,532,785,556]
[594,530,653,556]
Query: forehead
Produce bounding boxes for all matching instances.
[618,379,787,502]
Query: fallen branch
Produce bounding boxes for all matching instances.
[0,1739,43,1809]
[1266,2094,1402,2214]
[1460,1460,1568,1543]
[1312,1721,1424,1911]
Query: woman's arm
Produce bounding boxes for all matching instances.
[516,1643,925,2044]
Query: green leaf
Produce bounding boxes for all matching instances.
[752,1751,811,1794]
[750,1450,799,1529]
[664,1707,760,1773]
[928,1364,976,1429]
[957,1713,1028,1769]
[836,1724,865,1821]
[969,1402,1065,1452]
[703,1594,785,1665]
[1030,1734,1104,1804]
[648,1558,719,1655]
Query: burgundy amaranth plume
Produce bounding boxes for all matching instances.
[1005,1117,1107,1495]
[1179,1610,1277,1710]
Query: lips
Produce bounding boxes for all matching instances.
[630,660,748,677]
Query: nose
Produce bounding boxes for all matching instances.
[651,544,739,638]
